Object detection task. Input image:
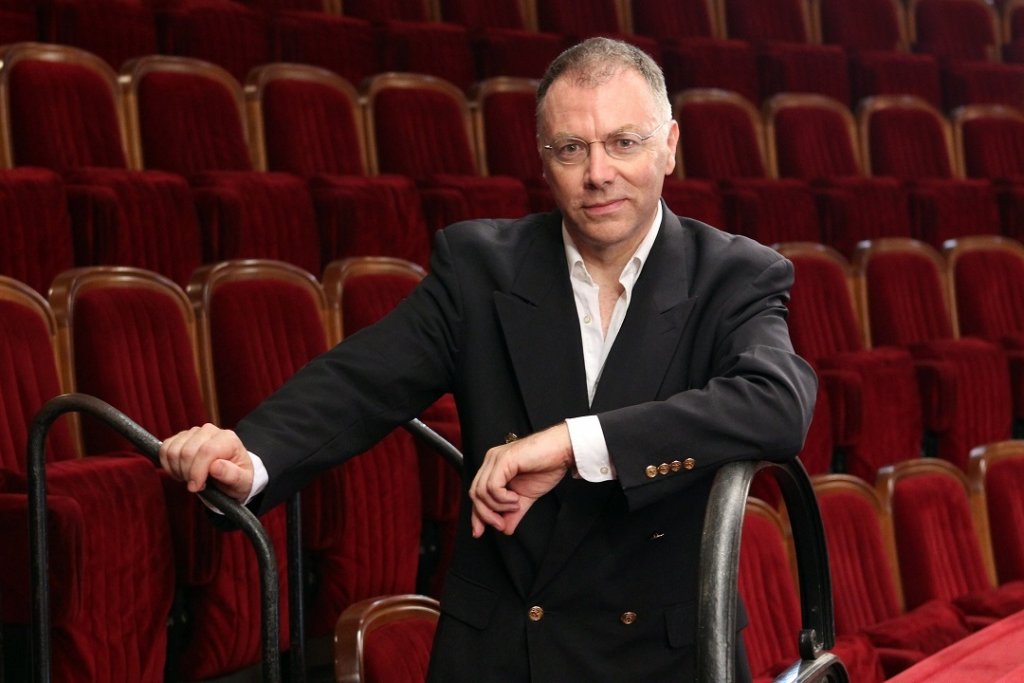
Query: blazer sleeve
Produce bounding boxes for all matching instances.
[601,254,818,511]
[236,231,464,515]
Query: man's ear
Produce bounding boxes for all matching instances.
[664,120,680,176]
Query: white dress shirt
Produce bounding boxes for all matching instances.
[564,203,662,482]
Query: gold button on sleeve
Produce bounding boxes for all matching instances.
[528,606,544,622]
[683,457,696,470]
[644,465,658,479]
[504,432,519,444]
[620,611,637,625]
[670,460,682,473]
[657,462,670,475]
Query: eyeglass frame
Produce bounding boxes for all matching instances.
[540,119,673,166]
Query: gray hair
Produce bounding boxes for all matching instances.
[536,37,672,128]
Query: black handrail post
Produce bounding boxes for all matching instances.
[696,458,849,683]
[286,493,306,683]
[27,393,282,683]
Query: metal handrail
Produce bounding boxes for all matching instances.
[697,458,849,683]
[404,417,464,470]
[27,394,282,683]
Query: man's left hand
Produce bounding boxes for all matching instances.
[470,423,574,537]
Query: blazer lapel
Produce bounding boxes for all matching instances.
[492,216,590,596]
[591,208,697,413]
[494,218,590,432]
[533,208,698,594]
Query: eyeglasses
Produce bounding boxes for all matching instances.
[542,119,672,165]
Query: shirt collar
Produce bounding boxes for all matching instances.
[563,201,663,288]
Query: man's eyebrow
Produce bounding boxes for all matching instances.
[547,124,646,139]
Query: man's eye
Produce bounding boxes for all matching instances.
[611,136,639,151]
[559,142,582,155]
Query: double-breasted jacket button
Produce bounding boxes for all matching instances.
[620,611,638,625]
[657,462,670,476]
[505,432,519,444]
[644,465,658,479]
[528,605,544,622]
[670,460,682,473]
[683,457,696,470]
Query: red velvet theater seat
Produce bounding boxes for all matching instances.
[952,104,1024,240]
[323,257,461,600]
[0,42,203,287]
[813,474,970,678]
[0,275,175,683]
[909,0,1001,62]
[945,236,1024,425]
[674,88,822,246]
[776,242,925,481]
[120,54,322,273]
[189,259,371,640]
[814,0,944,107]
[362,72,529,234]
[155,0,271,82]
[721,0,850,103]
[470,76,555,214]
[0,168,74,295]
[267,9,379,87]
[334,594,440,683]
[49,266,292,681]
[969,441,1024,584]
[246,63,432,268]
[877,458,1024,627]
[858,94,1002,248]
[739,498,885,682]
[438,0,565,81]
[534,0,660,62]
[764,93,912,257]
[854,238,1014,470]
[37,0,159,69]
[628,0,761,101]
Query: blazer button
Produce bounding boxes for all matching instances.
[528,605,544,622]
[683,457,696,470]
[644,465,658,479]
[670,460,682,473]
[657,462,670,475]
[620,611,638,625]
[505,432,519,444]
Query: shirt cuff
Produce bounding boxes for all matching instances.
[245,451,269,505]
[565,415,616,481]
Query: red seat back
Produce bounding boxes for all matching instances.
[0,42,129,171]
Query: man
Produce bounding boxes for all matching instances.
[160,38,817,681]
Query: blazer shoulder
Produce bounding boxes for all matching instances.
[679,217,789,271]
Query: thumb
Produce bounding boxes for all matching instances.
[208,459,252,501]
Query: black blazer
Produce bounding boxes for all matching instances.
[237,205,817,682]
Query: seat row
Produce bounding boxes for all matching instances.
[9,0,1024,109]
[674,87,1024,253]
[6,40,1024,299]
[0,257,459,681]
[780,236,1024,485]
[742,450,1024,681]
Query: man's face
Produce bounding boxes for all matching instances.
[538,68,679,258]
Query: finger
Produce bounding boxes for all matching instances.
[181,424,230,493]
[159,427,201,483]
[471,509,485,538]
[471,497,506,534]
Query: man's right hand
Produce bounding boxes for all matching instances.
[159,424,254,503]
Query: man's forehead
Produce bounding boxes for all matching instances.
[540,71,657,131]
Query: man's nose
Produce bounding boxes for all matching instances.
[584,142,617,186]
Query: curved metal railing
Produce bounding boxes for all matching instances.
[27,394,282,683]
[28,395,835,682]
[697,458,849,682]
